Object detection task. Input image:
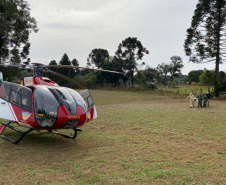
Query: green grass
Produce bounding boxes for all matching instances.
[0,89,225,184]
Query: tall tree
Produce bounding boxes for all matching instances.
[58,53,72,85]
[71,58,79,67]
[184,0,226,96]
[169,56,184,82]
[45,60,58,82]
[115,37,149,86]
[66,58,79,79]
[157,63,170,85]
[0,0,38,64]
[87,48,109,68]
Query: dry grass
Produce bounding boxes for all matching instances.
[0,90,225,184]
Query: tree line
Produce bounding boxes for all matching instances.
[45,51,226,94]
[0,0,225,96]
[45,38,185,89]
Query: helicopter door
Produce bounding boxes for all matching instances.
[79,89,97,122]
[0,82,17,121]
[0,82,32,121]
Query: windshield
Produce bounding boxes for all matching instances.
[34,87,59,128]
[55,87,77,115]
[66,88,87,112]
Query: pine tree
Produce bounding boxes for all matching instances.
[115,37,149,86]
[58,53,72,85]
[184,0,226,96]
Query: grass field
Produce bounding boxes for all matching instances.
[157,85,214,95]
[0,90,225,184]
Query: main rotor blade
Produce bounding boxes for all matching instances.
[46,70,86,89]
[46,65,124,74]
[0,64,33,69]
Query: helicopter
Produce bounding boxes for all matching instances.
[0,62,122,144]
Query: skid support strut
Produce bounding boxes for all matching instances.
[52,128,82,139]
[0,120,34,144]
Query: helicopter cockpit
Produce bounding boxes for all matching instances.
[34,86,87,128]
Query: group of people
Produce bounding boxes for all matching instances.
[186,91,211,108]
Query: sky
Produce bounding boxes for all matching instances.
[27,0,226,75]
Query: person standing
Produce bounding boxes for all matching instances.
[196,91,203,108]
[186,93,195,108]
[206,91,212,106]
[203,93,208,107]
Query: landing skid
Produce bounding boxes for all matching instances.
[52,128,82,139]
[0,120,34,144]
[0,120,82,144]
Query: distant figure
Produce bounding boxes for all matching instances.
[206,91,212,106]
[203,93,208,107]
[196,91,203,108]
[186,93,195,108]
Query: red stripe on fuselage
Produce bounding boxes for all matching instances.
[8,102,17,121]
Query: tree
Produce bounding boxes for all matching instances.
[144,67,158,83]
[135,67,157,87]
[188,70,204,82]
[157,63,170,85]
[219,71,226,81]
[102,57,123,87]
[199,70,215,86]
[87,48,109,68]
[79,73,98,89]
[0,0,38,64]
[219,78,226,92]
[168,56,184,83]
[115,37,149,86]
[57,53,73,85]
[184,0,226,96]
[71,58,79,71]
[45,60,58,82]
[0,65,21,81]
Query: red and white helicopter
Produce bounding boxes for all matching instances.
[0,63,122,144]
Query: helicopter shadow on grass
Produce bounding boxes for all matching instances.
[0,131,103,166]
[1,130,101,156]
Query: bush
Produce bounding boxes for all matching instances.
[77,73,98,89]
[148,83,157,90]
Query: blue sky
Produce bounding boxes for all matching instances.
[27,0,226,75]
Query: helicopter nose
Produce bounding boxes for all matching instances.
[75,106,87,127]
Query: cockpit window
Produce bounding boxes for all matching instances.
[34,87,59,128]
[55,87,77,115]
[66,88,87,112]
[0,81,32,112]
[79,89,94,110]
